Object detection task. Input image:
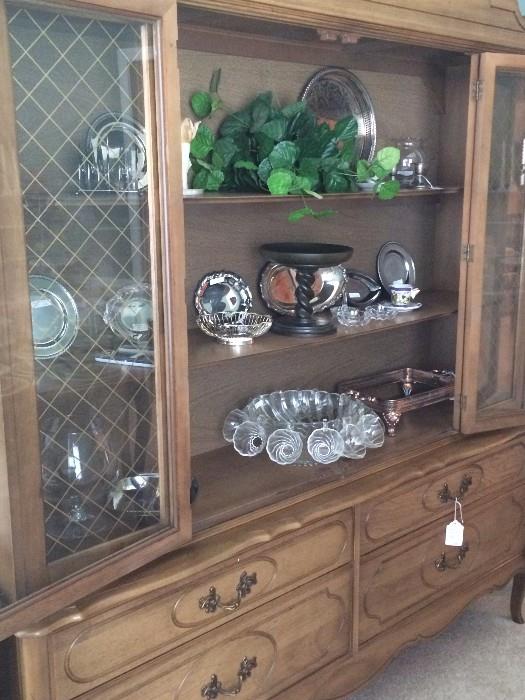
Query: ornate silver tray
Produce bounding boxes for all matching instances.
[259,263,346,316]
[337,368,455,436]
[195,271,252,315]
[300,67,376,162]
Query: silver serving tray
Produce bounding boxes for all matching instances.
[337,368,455,436]
[300,67,376,162]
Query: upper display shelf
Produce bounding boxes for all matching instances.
[183,187,462,205]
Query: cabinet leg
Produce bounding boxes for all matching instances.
[511,573,525,624]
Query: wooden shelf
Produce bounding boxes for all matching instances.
[184,187,462,205]
[188,290,458,369]
[191,401,456,533]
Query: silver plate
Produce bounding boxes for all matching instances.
[377,242,416,289]
[260,263,346,316]
[300,67,376,162]
[29,275,79,359]
[87,113,147,191]
[104,283,153,346]
[194,271,252,315]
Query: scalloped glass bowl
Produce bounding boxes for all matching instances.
[223,389,384,466]
[197,311,272,345]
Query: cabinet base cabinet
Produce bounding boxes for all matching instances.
[16,431,525,700]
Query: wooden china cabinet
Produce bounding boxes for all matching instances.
[2,1,525,698]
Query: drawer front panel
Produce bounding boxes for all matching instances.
[360,486,525,642]
[82,567,351,700]
[361,439,525,552]
[51,514,352,699]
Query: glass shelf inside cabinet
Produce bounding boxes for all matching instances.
[7,1,164,564]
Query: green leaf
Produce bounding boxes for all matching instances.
[298,157,320,184]
[312,208,336,219]
[288,206,314,222]
[196,158,213,171]
[219,110,251,137]
[211,150,224,169]
[319,156,339,173]
[281,101,306,119]
[250,97,271,133]
[255,132,275,160]
[321,137,339,159]
[356,160,371,182]
[323,170,349,192]
[190,123,214,158]
[257,158,272,183]
[210,95,223,112]
[371,162,389,178]
[214,137,237,167]
[290,174,312,193]
[268,141,298,169]
[209,68,221,94]
[234,160,258,170]
[334,116,358,142]
[206,169,225,191]
[267,168,294,195]
[190,91,213,119]
[376,179,401,200]
[376,146,401,172]
[259,117,287,141]
[192,168,209,190]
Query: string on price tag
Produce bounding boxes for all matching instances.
[445,498,464,547]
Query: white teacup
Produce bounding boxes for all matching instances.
[389,284,420,306]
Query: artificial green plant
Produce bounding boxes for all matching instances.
[189,69,400,221]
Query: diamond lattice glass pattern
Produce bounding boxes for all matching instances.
[7,3,163,563]
[477,70,525,412]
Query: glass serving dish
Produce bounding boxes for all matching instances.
[196,311,272,345]
[223,389,384,466]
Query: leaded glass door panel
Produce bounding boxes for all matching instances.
[0,0,190,633]
[459,53,525,433]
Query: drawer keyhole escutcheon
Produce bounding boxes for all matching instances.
[438,475,473,503]
[201,656,257,697]
[434,543,469,571]
[199,571,258,613]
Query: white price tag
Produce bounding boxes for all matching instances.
[445,498,464,547]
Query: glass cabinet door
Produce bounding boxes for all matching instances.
[459,53,525,433]
[0,0,189,630]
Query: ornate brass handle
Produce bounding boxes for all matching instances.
[201,656,257,698]
[438,475,473,503]
[199,572,257,614]
[434,543,469,571]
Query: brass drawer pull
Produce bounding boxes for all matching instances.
[201,656,257,697]
[199,571,258,613]
[434,543,469,571]
[438,475,473,503]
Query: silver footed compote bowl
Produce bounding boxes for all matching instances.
[259,243,353,336]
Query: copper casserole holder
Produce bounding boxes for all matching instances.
[337,368,455,436]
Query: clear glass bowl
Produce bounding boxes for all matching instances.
[223,389,384,466]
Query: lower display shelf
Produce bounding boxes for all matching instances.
[187,290,458,369]
[191,401,456,533]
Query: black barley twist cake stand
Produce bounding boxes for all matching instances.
[260,242,353,336]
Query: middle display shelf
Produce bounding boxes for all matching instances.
[187,290,458,369]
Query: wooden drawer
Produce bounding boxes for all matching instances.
[360,437,525,553]
[75,566,351,700]
[22,513,352,700]
[359,485,525,643]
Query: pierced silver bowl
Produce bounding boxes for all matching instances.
[196,312,272,345]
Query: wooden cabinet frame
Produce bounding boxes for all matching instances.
[0,0,191,640]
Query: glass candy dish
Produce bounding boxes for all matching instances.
[223,389,384,466]
[335,303,399,327]
[196,311,272,345]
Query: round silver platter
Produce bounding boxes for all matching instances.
[103,283,153,346]
[260,263,346,316]
[300,67,376,162]
[29,275,79,359]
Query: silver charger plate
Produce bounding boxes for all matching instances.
[29,275,79,359]
[194,271,252,316]
[259,263,346,316]
[300,67,376,162]
[377,242,416,289]
[104,283,153,346]
[87,112,147,190]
